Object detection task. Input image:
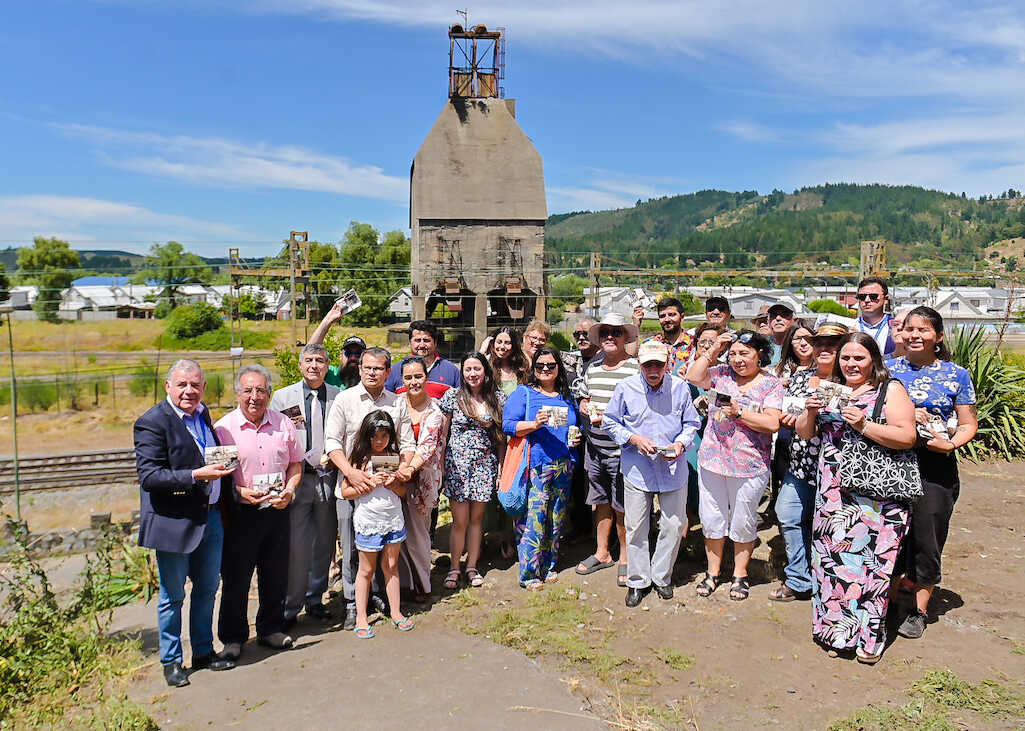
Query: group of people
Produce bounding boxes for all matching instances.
[135,275,978,687]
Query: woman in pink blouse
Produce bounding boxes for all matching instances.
[394,357,446,602]
[687,330,782,601]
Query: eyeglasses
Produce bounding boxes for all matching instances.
[706,307,727,314]
[599,327,625,338]
[733,332,756,344]
[856,293,881,302]
[792,335,810,343]
[361,365,387,373]
[526,334,547,344]
[534,362,558,372]
[240,387,269,397]
[573,331,589,339]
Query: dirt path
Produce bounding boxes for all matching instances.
[105,460,1025,729]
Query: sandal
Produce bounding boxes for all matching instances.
[768,583,808,602]
[544,571,559,584]
[442,570,461,590]
[354,626,375,639]
[856,648,882,665]
[466,567,484,588]
[575,555,615,575]
[522,579,543,591]
[696,573,720,597]
[392,617,415,632]
[729,576,750,601]
[617,564,628,588]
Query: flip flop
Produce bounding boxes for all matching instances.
[354,626,375,639]
[392,617,415,632]
[575,555,615,575]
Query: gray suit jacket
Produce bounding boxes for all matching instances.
[271,380,340,497]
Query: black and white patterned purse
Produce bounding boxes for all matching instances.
[840,379,923,504]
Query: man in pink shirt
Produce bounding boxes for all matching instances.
[215,364,304,661]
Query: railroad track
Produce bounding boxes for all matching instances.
[0,449,138,494]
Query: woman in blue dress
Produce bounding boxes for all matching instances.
[886,306,978,641]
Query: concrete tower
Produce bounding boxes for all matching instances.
[410,23,547,354]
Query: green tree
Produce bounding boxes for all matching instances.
[17,237,80,322]
[0,262,9,303]
[138,241,213,308]
[333,222,410,326]
[166,303,222,339]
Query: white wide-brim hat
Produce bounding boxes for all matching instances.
[588,312,639,345]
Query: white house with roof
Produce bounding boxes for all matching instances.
[726,290,812,320]
[388,287,413,319]
[582,286,658,319]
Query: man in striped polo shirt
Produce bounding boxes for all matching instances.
[574,313,640,587]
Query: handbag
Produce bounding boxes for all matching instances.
[497,388,531,518]
[840,379,923,503]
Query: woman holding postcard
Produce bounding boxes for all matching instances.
[393,357,447,602]
[687,330,782,601]
[769,323,847,602]
[502,346,580,589]
[796,332,917,664]
[885,307,978,642]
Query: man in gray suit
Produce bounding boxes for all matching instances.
[270,344,340,627]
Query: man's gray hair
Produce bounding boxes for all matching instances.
[166,358,204,383]
[234,363,273,392]
[360,347,392,370]
[300,343,329,361]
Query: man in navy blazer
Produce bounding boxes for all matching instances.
[135,359,237,687]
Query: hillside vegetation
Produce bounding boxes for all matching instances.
[547,184,1025,276]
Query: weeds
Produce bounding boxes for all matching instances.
[0,519,156,726]
[829,668,1025,730]
[655,647,695,671]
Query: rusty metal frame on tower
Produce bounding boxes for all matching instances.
[228,231,312,352]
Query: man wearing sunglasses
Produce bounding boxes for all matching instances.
[854,276,895,356]
[561,317,603,378]
[574,313,640,586]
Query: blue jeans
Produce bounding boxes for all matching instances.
[154,509,223,665]
[776,471,814,593]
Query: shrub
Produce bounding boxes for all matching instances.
[808,299,856,317]
[274,346,301,385]
[128,364,158,398]
[152,300,173,319]
[207,371,226,406]
[549,331,572,352]
[950,326,1025,460]
[157,327,273,352]
[19,381,57,412]
[165,303,221,339]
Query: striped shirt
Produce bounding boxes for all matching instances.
[584,357,640,455]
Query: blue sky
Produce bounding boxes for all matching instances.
[2,1,1024,257]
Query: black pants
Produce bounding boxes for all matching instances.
[903,448,960,586]
[219,503,291,644]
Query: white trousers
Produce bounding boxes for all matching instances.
[697,467,767,543]
[623,483,687,589]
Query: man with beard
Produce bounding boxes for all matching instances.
[634,297,693,377]
[308,302,365,389]
[384,320,460,393]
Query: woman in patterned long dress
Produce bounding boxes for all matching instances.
[502,346,581,589]
[439,352,507,590]
[796,332,917,664]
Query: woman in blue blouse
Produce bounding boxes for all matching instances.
[886,306,978,641]
[503,346,581,589]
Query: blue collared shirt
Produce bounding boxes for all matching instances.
[166,397,220,504]
[384,356,461,393]
[601,373,701,493]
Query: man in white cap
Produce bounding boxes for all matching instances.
[603,340,701,607]
[573,313,640,587]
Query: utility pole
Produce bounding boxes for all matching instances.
[589,252,602,319]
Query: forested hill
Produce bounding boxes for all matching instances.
[546,184,1025,272]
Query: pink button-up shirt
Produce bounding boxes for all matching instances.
[214,407,303,490]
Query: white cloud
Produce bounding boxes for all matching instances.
[547,169,682,212]
[240,0,1025,101]
[0,195,253,254]
[719,120,782,143]
[51,123,408,202]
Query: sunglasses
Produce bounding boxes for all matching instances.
[856,293,881,302]
[534,361,558,371]
[599,327,625,338]
[732,332,756,345]
[573,331,589,339]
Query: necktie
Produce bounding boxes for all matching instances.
[307,391,324,467]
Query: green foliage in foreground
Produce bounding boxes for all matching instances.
[949,326,1025,460]
[829,669,1025,730]
[0,522,158,727]
[808,299,857,317]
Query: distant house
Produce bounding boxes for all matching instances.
[582,286,658,319]
[388,287,413,320]
[727,291,811,320]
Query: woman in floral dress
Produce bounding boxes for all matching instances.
[796,332,917,664]
[439,352,507,589]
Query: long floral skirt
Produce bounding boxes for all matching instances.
[811,483,909,655]
[513,459,571,586]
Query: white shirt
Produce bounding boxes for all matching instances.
[324,383,415,457]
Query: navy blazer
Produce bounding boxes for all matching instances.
[134,399,224,553]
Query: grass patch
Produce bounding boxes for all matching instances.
[654,647,695,671]
[463,591,633,683]
[155,326,274,351]
[829,669,1025,730]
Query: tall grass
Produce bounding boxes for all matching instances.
[949,326,1025,460]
